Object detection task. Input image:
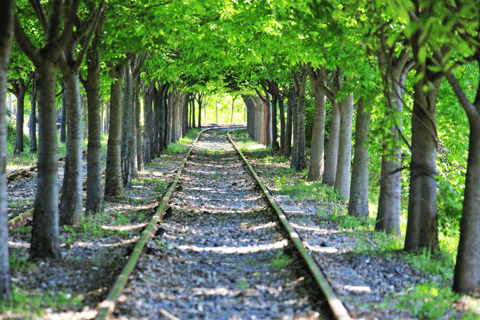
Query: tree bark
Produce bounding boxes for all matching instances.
[197,95,202,128]
[29,76,37,153]
[30,63,61,259]
[375,48,412,235]
[60,81,67,143]
[59,67,83,226]
[121,63,133,188]
[143,81,154,164]
[135,78,143,172]
[0,0,14,301]
[270,88,280,151]
[404,34,441,250]
[323,102,340,186]
[307,67,327,181]
[295,68,308,171]
[284,88,293,158]
[105,66,123,197]
[348,98,371,217]
[85,39,104,214]
[334,93,354,198]
[12,79,27,154]
[288,87,298,167]
[445,61,480,295]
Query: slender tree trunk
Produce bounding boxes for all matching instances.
[0,0,14,300]
[295,69,308,171]
[278,91,286,154]
[192,97,196,128]
[105,66,123,197]
[82,94,88,140]
[13,79,26,154]
[334,93,354,198]
[100,100,104,134]
[323,102,340,186]
[198,96,202,128]
[105,101,109,133]
[231,98,235,124]
[284,90,293,158]
[59,67,83,226]
[375,49,412,235]
[143,81,154,164]
[270,91,279,151]
[375,82,404,235]
[121,64,133,187]
[29,79,37,153]
[135,79,143,172]
[445,64,480,295]
[307,90,326,181]
[349,98,371,217]
[265,90,272,146]
[31,63,61,259]
[182,93,188,137]
[85,45,103,214]
[60,81,67,143]
[215,96,219,124]
[289,88,298,167]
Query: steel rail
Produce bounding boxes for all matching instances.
[95,129,208,320]
[227,130,352,320]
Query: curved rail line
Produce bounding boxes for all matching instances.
[95,128,209,319]
[227,130,352,320]
[94,127,353,320]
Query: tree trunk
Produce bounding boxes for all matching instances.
[270,90,280,151]
[445,63,480,295]
[289,88,298,167]
[121,64,134,187]
[284,89,293,158]
[277,89,286,154]
[105,66,123,197]
[182,93,188,137]
[60,81,67,143]
[0,0,13,300]
[334,93,354,198]
[192,97,196,128]
[215,96,219,124]
[143,81,154,164]
[29,78,37,153]
[323,102,340,186]
[135,79,143,172]
[85,45,104,214]
[198,96,202,128]
[59,67,83,226]
[295,69,308,171]
[265,90,271,146]
[375,83,405,235]
[375,49,412,235]
[31,63,61,259]
[348,98,371,218]
[13,79,27,154]
[307,68,327,181]
[82,95,88,140]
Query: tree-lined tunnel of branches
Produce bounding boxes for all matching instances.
[1,0,480,316]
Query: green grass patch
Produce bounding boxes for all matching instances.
[0,285,82,318]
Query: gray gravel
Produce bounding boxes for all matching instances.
[114,131,327,320]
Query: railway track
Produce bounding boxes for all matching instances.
[97,129,351,320]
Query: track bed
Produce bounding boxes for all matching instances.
[113,130,328,319]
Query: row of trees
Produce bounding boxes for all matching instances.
[0,0,479,303]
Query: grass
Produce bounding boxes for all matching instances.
[270,250,290,271]
[230,129,479,319]
[0,285,82,318]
